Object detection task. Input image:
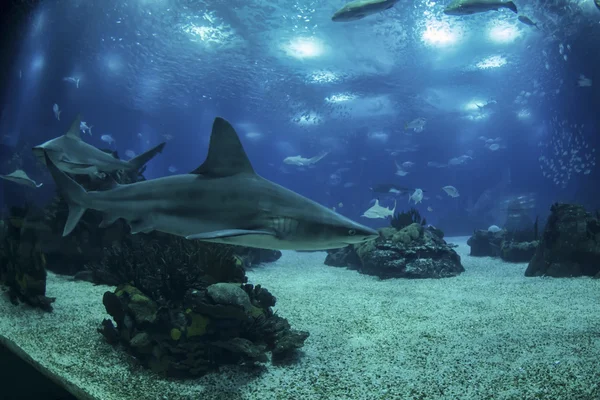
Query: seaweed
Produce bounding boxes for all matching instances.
[84,233,246,303]
[391,208,426,230]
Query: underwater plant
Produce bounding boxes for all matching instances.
[85,233,246,302]
[390,208,426,230]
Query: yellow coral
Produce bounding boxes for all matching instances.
[170,328,182,341]
[187,313,209,337]
[249,306,264,318]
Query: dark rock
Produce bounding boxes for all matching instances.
[326,224,463,279]
[0,206,56,311]
[467,229,504,257]
[500,240,539,263]
[525,203,600,277]
[467,224,540,263]
[207,283,252,311]
[325,245,361,268]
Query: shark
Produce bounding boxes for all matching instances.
[443,0,517,15]
[283,152,328,167]
[42,117,380,251]
[32,115,165,177]
[362,199,396,219]
[332,0,399,22]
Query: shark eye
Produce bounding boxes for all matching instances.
[348,229,356,236]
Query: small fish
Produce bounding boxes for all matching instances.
[80,121,93,136]
[401,161,415,169]
[518,15,538,28]
[63,76,80,88]
[125,150,136,159]
[394,161,409,176]
[0,169,43,188]
[427,206,433,212]
[409,188,423,204]
[578,75,592,87]
[488,143,500,151]
[162,133,173,141]
[442,185,460,198]
[53,103,61,121]
[168,165,178,173]
[100,134,115,145]
[404,117,426,133]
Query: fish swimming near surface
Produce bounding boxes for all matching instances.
[332,0,399,22]
[0,169,43,188]
[362,198,396,219]
[42,117,379,250]
[283,152,328,166]
[33,115,165,177]
[517,15,538,28]
[443,0,517,16]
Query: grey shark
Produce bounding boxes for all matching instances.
[443,0,517,16]
[43,117,380,251]
[332,0,399,22]
[33,115,165,177]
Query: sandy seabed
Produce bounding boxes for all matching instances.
[1,236,599,400]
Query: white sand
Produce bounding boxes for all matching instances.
[1,236,599,400]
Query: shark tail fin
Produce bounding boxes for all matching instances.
[505,1,517,13]
[128,142,166,171]
[43,152,88,236]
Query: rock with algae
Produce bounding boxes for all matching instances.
[326,223,464,279]
[525,203,600,277]
[97,246,308,377]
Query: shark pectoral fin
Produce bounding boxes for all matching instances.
[59,159,95,168]
[129,220,154,234]
[186,229,275,240]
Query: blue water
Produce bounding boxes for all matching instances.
[0,0,598,235]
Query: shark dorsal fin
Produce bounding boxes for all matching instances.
[65,114,82,140]
[191,117,255,177]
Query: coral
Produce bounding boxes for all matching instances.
[85,233,246,303]
[326,225,463,279]
[391,208,426,230]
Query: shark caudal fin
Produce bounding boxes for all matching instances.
[128,142,166,171]
[43,151,88,236]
